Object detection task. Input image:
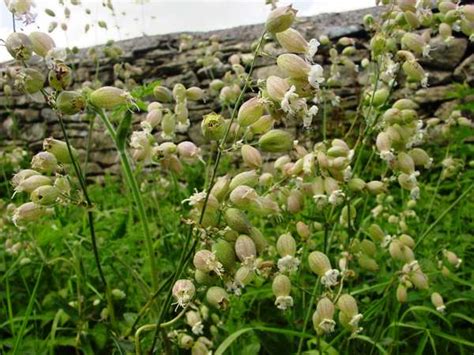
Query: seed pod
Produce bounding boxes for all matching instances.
[201,113,226,141]
[276,28,308,53]
[277,54,310,79]
[308,251,331,276]
[238,97,265,127]
[6,33,33,61]
[48,63,72,91]
[265,5,297,33]
[43,137,78,164]
[15,68,45,94]
[266,76,289,102]
[31,151,57,174]
[259,129,293,153]
[235,235,257,262]
[277,233,296,257]
[90,86,130,109]
[206,287,229,310]
[29,32,55,57]
[212,239,236,271]
[56,90,86,115]
[224,208,252,234]
[229,170,258,191]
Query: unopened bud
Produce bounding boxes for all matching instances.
[29,32,55,57]
[238,97,265,127]
[276,28,308,53]
[224,208,252,234]
[259,129,293,152]
[43,137,78,164]
[266,76,290,101]
[265,5,297,34]
[31,151,57,174]
[206,286,229,310]
[277,53,310,79]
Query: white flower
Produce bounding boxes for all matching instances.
[277,255,300,273]
[306,38,320,62]
[182,190,207,206]
[303,153,315,175]
[275,295,294,310]
[176,119,191,133]
[303,105,319,128]
[318,319,336,333]
[321,269,340,287]
[328,189,345,205]
[308,64,325,88]
[313,194,328,209]
[281,85,297,113]
[421,73,429,88]
[422,44,431,58]
[349,313,363,327]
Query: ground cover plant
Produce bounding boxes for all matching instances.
[0,0,473,354]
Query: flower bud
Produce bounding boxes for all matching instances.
[16,175,52,194]
[177,334,194,349]
[372,87,389,107]
[312,297,336,335]
[401,33,426,56]
[272,274,291,297]
[408,148,431,168]
[443,250,462,268]
[229,170,258,191]
[366,181,385,195]
[277,54,310,79]
[206,286,229,310]
[6,33,33,61]
[259,129,293,153]
[229,185,258,209]
[12,169,40,188]
[172,279,196,307]
[358,254,379,271]
[210,175,230,201]
[276,28,308,53]
[266,76,290,102]
[308,251,331,276]
[368,224,385,243]
[224,208,252,234]
[250,114,274,134]
[212,239,236,272]
[348,178,366,192]
[235,235,257,262]
[31,151,57,174]
[43,137,78,164]
[431,292,446,312]
[402,60,426,83]
[235,266,255,287]
[396,284,408,303]
[201,113,226,141]
[186,86,204,101]
[153,85,173,102]
[410,270,429,290]
[238,97,265,127]
[287,189,304,213]
[249,227,269,253]
[265,5,297,33]
[397,152,415,174]
[90,86,131,110]
[56,90,86,115]
[29,32,55,57]
[12,202,51,226]
[241,145,262,169]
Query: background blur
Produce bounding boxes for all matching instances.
[0,0,375,62]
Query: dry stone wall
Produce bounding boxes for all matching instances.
[1,6,473,177]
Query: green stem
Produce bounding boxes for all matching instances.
[297,280,320,354]
[95,108,159,291]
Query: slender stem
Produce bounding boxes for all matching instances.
[297,280,320,354]
[55,113,116,325]
[95,108,159,291]
[148,30,267,353]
